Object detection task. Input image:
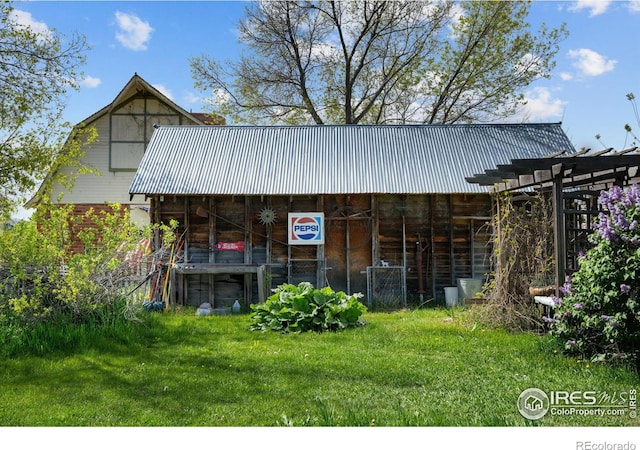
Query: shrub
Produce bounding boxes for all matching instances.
[475,192,554,331]
[549,184,640,371]
[249,282,367,333]
[0,204,151,355]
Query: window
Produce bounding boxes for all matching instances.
[109,95,185,171]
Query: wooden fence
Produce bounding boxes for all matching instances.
[0,261,154,304]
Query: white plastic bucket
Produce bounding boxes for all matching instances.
[458,278,483,304]
[444,287,459,308]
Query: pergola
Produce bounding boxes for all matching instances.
[466,147,640,293]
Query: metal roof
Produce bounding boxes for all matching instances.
[129,123,576,196]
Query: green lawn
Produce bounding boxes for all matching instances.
[0,308,637,426]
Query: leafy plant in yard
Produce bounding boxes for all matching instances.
[249,282,367,333]
[550,184,640,372]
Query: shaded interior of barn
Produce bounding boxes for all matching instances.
[150,193,492,309]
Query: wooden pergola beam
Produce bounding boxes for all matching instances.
[468,150,640,290]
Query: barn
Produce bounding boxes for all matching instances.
[128,123,576,309]
[26,73,213,252]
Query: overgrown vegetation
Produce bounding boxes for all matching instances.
[249,282,367,333]
[550,185,640,372]
[0,204,150,356]
[476,192,555,331]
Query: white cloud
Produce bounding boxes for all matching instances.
[211,89,231,106]
[8,9,51,40]
[80,76,101,88]
[152,84,173,101]
[182,91,201,106]
[560,72,574,81]
[514,87,567,122]
[445,2,464,33]
[568,48,617,77]
[515,53,547,78]
[628,0,640,12]
[114,11,153,51]
[569,0,612,16]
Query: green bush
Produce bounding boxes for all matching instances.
[0,204,150,355]
[549,184,640,371]
[249,282,367,333]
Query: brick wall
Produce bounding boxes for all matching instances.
[68,204,129,254]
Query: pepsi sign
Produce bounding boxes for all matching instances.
[288,213,324,245]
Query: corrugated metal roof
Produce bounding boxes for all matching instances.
[129,123,576,196]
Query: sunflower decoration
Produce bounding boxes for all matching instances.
[258,207,277,226]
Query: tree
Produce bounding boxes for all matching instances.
[0,2,89,220]
[190,0,567,125]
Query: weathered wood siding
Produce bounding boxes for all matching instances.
[152,193,493,308]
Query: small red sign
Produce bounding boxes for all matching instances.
[215,241,245,252]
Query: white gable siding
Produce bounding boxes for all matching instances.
[51,115,145,208]
[47,95,201,226]
[28,74,207,229]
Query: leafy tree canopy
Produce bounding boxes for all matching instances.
[191,0,567,125]
[0,1,89,220]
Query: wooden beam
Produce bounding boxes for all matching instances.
[265,197,272,293]
[465,175,505,185]
[486,169,518,179]
[430,195,436,300]
[518,174,535,186]
[510,154,640,171]
[372,195,380,267]
[184,197,190,263]
[552,173,566,293]
[244,196,252,305]
[209,197,217,306]
[534,170,552,183]
[449,194,454,286]
[174,264,264,275]
[317,195,325,288]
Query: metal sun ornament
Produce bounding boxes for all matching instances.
[258,207,277,225]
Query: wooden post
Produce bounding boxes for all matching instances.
[244,196,252,305]
[371,195,380,266]
[346,202,351,294]
[265,197,272,293]
[495,193,504,269]
[449,195,455,286]
[552,172,566,294]
[153,196,161,250]
[183,197,190,305]
[257,265,266,303]
[317,196,325,288]
[209,197,217,306]
[470,219,475,279]
[430,195,436,300]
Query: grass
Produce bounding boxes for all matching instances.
[0,308,638,426]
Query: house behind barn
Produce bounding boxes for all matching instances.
[129,123,575,308]
[26,74,212,252]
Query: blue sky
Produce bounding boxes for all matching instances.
[10,0,640,151]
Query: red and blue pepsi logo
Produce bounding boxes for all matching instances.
[289,214,324,244]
